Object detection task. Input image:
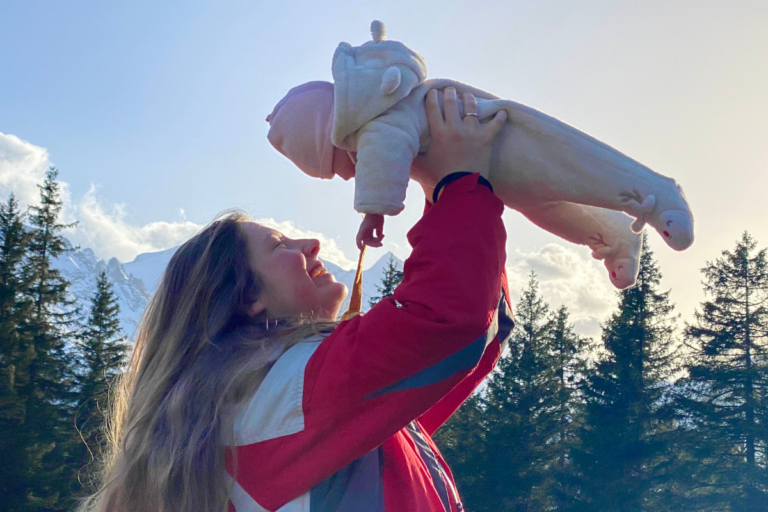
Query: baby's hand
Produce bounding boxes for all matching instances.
[357,214,385,250]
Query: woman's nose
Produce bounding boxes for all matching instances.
[302,239,320,257]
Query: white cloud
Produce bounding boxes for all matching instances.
[0,132,193,261]
[65,185,202,262]
[506,243,618,338]
[0,132,72,209]
[0,132,358,268]
[64,190,357,266]
[0,132,203,262]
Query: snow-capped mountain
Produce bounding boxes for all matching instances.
[328,252,403,315]
[55,241,403,340]
[122,246,177,293]
[55,240,151,338]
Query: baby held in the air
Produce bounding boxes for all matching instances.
[266,21,694,290]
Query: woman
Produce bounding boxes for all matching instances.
[80,88,511,512]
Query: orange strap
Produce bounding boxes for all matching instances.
[341,245,366,321]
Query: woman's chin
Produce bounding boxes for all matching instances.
[331,282,349,305]
[307,281,347,318]
[326,283,348,318]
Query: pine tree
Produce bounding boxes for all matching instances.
[481,272,561,512]
[72,270,128,494]
[17,168,79,510]
[368,254,403,308]
[436,297,591,512]
[569,234,682,512]
[679,232,768,510]
[547,306,590,510]
[0,194,35,509]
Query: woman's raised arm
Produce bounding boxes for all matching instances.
[228,90,511,511]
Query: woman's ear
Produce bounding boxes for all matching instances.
[247,300,267,318]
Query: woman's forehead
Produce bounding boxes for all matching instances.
[242,222,283,245]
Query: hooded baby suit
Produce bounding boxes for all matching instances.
[267,21,695,290]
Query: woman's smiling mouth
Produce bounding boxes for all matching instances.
[309,265,328,278]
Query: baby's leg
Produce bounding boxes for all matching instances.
[476,98,694,252]
[516,201,642,289]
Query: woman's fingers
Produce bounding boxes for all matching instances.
[463,92,479,126]
[419,88,506,180]
[425,89,445,130]
[443,87,462,127]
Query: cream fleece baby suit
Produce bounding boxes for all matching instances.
[267,21,695,289]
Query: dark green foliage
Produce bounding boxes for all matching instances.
[548,306,590,509]
[0,194,35,508]
[567,235,682,511]
[481,273,561,511]
[21,168,80,510]
[368,254,403,308]
[0,169,81,511]
[678,232,768,510]
[72,270,128,495]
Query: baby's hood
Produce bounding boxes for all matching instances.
[331,21,428,148]
[266,81,355,181]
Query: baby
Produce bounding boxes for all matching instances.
[266,22,694,289]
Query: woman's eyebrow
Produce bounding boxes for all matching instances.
[265,233,284,248]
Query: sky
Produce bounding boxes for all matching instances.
[1,0,767,337]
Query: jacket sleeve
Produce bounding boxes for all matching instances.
[353,115,421,216]
[409,199,513,437]
[229,174,507,510]
[417,267,513,436]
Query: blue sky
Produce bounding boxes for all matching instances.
[1,0,767,335]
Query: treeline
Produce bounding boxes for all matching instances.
[0,169,128,511]
[3,169,767,511]
[426,235,768,511]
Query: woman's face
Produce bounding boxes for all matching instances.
[240,222,347,321]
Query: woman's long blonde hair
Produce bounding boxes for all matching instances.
[78,211,337,512]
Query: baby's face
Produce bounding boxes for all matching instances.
[332,146,357,181]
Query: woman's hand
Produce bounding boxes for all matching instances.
[413,87,506,187]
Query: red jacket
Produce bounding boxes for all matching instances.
[226,174,513,512]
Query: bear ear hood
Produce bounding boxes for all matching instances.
[331,20,428,149]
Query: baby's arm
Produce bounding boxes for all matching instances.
[352,113,420,250]
[353,114,421,216]
[356,213,385,250]
[356,185,436,249]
